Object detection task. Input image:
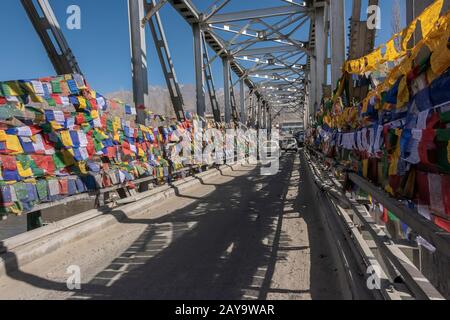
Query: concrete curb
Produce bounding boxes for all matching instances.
[0,162,245,278]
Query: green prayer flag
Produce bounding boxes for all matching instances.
[51,80,62,94]
[14,182,28,201]
[16,155,32,170]
[46,98,56,107]
[436,128,450,142]
[36,180,48,201]
[53,152,66,170]
[30,161,45,178]
[388,211,400,222]
[440,111,450,124]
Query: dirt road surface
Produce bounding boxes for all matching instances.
[0,153,344,300]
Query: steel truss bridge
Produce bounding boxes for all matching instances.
[20,0,343,127]
[0,0,447,301]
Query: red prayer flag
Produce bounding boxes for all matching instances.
[51,94,62,105]
[59,179,69,195]
[122,142,131,156]
[0,155,17,170]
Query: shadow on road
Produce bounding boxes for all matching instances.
[0,154,345,300]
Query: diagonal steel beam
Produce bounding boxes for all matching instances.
[142,0,168,26]
[204,0,232,21]
[145,0,185,121]
[21,0,82,75]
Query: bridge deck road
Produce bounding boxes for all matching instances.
[0,153,345,300]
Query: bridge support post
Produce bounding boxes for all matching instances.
[128,0,149,125]
[250,93,256,127]
[193,23,206,118]
[27,211,43,231]
[330,0,345,91]
[223,57,232,123]
[262,101,267,129]
[257,98,262,129]
[240,79,246,124]
[314,4,326,111]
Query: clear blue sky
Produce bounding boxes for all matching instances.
[0,0,406,94]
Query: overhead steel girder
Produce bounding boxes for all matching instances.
[207,5,307,24]
[269,90,305,95]
[168,0,262,99]
[248,67,305,76]
[270,88,305,93]
[208,24,298,47]
[249,74,303,84]
[234,56,305,70]
[234,44,306,57]
[256,79,305,86]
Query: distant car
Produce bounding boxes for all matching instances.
[294,131,305,147]
[281,138,299,152]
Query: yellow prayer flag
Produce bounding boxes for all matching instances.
[447,142,450,165]
[397,77,409,108]
[385,185,395,196]
[0,130,7,141]
[60,130,73,147]
[78,97,87,109]
[113,117,121,131]
[17,162,33,178]
[30,94,45,103]
[366,48,383,71]
[62,149,76,166]
[362,159,369,178]
[21,82,34,94]
[401,19,417,51]
[384,38,401,61]
[77,161,88,174]
[91,110,99,119]
[5,81,23,96]
[419,0,444,37]
[362,97,370,114]
[6,135,24,154]
[431,44,450,75]
[398,56,413,75]
[50,121,63,131]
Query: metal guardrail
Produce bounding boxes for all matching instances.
[348,173,450,259]
[305,148,448,300]
[13,164,210,230]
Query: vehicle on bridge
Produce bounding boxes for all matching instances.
[280,137,299,153]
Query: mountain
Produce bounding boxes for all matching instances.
[105,85,303,123]
[105,84,228,117]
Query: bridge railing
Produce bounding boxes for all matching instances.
[306,148,449,300]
